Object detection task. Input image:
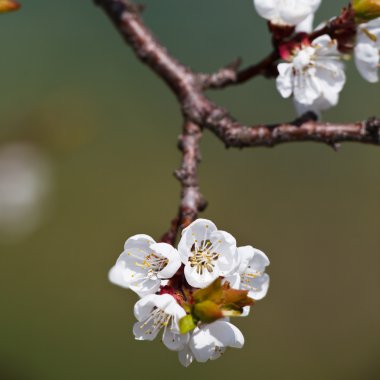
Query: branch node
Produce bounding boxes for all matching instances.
[200,58,242,89]
[365,117,380,143]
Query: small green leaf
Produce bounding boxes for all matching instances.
[179,314,196,334]
[353,0,380,22]
[194,300,224,323]
[193,278,223,303]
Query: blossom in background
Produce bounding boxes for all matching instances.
[0,0,20,13]
[253,0,321,27]
[109,218,270,366]
[133,294,189,351]
[109,235,181,297]
[178,219,239,288]
[276,35,346,115]
[354,17,380,83]
[178,320,244,367]
[0,143,52,241]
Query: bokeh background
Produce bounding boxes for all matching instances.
[0,1,379,379]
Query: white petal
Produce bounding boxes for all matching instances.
[253,0,278,21]
[250,248,270,273]
[133,294,158,321]
[150,242,182,279]
[129,278,161,298]
[184,262,220,288]
[276,63,293,98]
[254,0,321,26]
[163,328,189,351]
[244,273,270,300]
[190,321,244,363]
[162,298,186,323]
[295,13,314,33]
[206,321,244,348]
[280,3,312,26]
[178,346,194,367]
[237,246,256,273]
[108,262,129,289]
[293,71,322,105]
[133,320,161,341]
[354,43,379,83]
[313,35,338,56]
[241,306,251,317]
[223,273,241,289]
[124,234,155,251]
[211,230,238,276]
[316,61,346,95]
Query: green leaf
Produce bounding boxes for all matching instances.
[194,300,223,323]
[191,278,255,321]
[193,278,223,303]
[179,314,196,334]
[353,0,380,22]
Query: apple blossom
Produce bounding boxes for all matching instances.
[354,17,380,83]
[109,235,181,297]
[133,294,189,351]
[178,320,245,367]
[225,246,270,301]
[276,35,346,115]
[178,219,240,288]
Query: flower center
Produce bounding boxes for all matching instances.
[240,271,261,292]
[133,252,168,276]
[140,308,171,335]
[189,239,220,275]
[292,47,315,71]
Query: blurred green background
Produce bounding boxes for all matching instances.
[0,1,379,379]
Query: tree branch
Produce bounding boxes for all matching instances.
[161,120,206,245]
[94,0,380,239]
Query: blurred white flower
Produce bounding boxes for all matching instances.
[295,13,315,33]
[354,17,380,83]
[253,0,321,27]
[109,235,181,297]
[0,143,51,240]
[178,219,239,288]
[276,35,346,115]
[133,294,189,351]
[178,320,244,367]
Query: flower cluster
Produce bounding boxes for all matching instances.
[253,0,380,115]
[109,219,270,366]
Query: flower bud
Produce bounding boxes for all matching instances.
[0,0,20,13]
[353,0,380,22]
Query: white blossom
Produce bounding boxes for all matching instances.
[178,219,239,288]
[276,35,346,115]
[295,14,315,33]
[354,17,380,83]
[178,320,244,367]
[225,246,270,305]
[133,294,189,351]
[109,235,181,297]
[108,219,270,366]
[253,0,321,27]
